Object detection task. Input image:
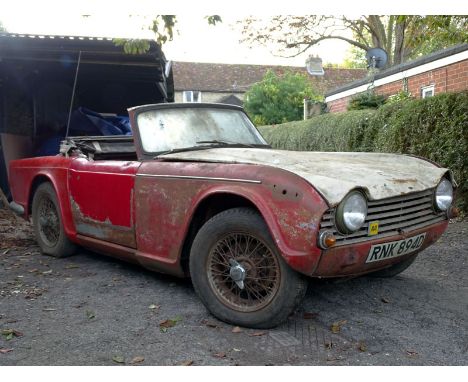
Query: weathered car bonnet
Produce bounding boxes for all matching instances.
[160,148,450,206]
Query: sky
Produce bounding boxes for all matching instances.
[0,1,463,67]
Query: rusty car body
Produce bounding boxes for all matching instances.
[7,103,457,328]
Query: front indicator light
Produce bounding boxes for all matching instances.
[319,231,336,249]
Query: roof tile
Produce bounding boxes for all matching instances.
[173,62,367,94]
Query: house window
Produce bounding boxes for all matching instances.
[421,85,435,98]
[182,91,202,103]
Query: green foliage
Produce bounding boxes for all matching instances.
[409,16,468,59]
[342,45,367,69]
[244,70,322,125]
[205,15,222,26]
[259,110,375,152]
[113,39,150,55]
[386,90,413,104]
[347,91,387,110]
[113,15,221,53]
[258,92,468,211]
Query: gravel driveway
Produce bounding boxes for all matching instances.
[1,208,466,365]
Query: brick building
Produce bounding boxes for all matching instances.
[325,44,468,113]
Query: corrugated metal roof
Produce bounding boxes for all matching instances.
[0,33,166,65]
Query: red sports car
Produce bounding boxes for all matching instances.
[8,103,457,328]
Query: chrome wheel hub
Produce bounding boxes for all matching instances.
[229,259,246,289]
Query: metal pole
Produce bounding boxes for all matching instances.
[303,98,309,120]
[65,50,82,138]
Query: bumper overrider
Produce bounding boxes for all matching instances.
[313,181,456,277]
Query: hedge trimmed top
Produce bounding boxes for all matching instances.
[259,91,468,212]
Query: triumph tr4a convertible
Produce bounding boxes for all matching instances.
[8,103,458,328]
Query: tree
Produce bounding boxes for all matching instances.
[240,16,468,67]
[113,15,222,54]
[244,70,322,125]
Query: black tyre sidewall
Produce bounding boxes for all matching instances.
[32,182,75,258]
[189,208,307,329]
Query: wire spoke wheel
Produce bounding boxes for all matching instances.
[37,196,60,247]
[207,232,281,312]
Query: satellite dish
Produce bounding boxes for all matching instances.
[365,48,388,69]
[306,55,324,76]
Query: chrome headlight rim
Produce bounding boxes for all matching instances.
[335,190,368,234]
[434,178,453,212]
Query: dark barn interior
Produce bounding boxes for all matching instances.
[0,33,174,198]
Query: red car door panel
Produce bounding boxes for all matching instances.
[68,158,140,248]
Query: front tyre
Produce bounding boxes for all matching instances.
[32,182,76,258]
[189,207,307,329]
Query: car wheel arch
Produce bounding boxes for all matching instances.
[28,175,56,216]
[179,191,273,275]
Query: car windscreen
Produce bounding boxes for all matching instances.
[136,107,267,154]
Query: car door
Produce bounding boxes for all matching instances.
[68,157,140,248]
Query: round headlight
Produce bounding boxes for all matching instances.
[336,191,368,233]
[435,178,453,211]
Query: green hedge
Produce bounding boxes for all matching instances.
[258,91,468,212]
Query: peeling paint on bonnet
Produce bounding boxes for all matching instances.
[160,148,450,205]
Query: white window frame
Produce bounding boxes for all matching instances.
[421,85,435,99]
[182,90,202,103]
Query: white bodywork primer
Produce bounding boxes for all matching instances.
[160,148,451,206]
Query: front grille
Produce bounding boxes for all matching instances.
[320,189,446,246]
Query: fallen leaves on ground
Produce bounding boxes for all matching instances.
[180,360,194,366]
[330,320,347,334]
[358,341,367,352]
[0,348,13,354]
[112,355,125,364]
[212,352,226,358]
[201,319,219,328]
[148,304,160,310]
[381,297,390,303]
[65,264,80,269]
[130,356,145,364]
[159,316,182,332]
[231,326,243,333]
[1,329,23,341]
[86,310,95,320]
[406,350,419,357]
[248,331,266,337]
[303,312,319,319]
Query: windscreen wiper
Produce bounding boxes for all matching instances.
[154,141,270,158]
[196,140,270,148]
[154,145,213,157]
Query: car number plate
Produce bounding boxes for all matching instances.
[366,233,426,263]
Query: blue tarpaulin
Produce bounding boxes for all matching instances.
[36,107,132,156]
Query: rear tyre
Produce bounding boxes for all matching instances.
[369,254,418,278]
[189,207,307,329]
[32,182,76,258]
